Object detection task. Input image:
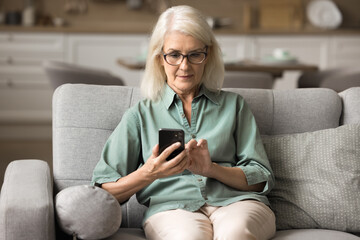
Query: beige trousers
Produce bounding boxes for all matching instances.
[144,200,276,240]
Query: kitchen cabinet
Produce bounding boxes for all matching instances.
[0,32,64,139]
[203,35,329,89]
[250,36,329,67]
[216,35,251,63]
[0,32,64,88]
[329,36,360,68]
[65,34,149,87]
[248,35,330,89]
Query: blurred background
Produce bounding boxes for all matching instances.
[0,0,359,186]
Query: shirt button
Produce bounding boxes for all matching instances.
[197,178,202,182]
[191,134,196,139]
[181,113,186,118]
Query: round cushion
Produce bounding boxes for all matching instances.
[55,185,121,240]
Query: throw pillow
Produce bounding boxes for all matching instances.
[262,124,360,233]
[55,185,122,239]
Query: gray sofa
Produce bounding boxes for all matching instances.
[1,84,359,240]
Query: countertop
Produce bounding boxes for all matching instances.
[1,24,360,36]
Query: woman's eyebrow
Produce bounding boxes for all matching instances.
[165,48,180,52]
[165,47,204,52]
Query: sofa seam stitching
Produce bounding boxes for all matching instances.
[270,90,275,135]
[3,162,13,240]
[54,126,114,131]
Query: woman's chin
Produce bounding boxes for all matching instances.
[172,83,198,94]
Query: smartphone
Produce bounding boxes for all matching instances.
[159,128,185,160]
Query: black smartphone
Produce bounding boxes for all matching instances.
[159,128,185,160]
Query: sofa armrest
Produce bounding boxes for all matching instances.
[0,160,55,240]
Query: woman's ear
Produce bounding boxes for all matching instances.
[158,54,164,66]
[204,47,210,64]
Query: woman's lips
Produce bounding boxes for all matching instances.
[177,74,193,79]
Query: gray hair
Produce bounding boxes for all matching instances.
[140,5,224,101]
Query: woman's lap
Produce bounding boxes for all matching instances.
[144,200,276,240]
[144,208,213,240]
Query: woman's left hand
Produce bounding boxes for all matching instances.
[186,139,214,177]
[186,139,266,192]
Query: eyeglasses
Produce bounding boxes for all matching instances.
[163,47,208,66]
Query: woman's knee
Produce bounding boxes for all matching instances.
[144,209,213,240]
[145,223,212,240]
[214,225,257,240]
[211,201,276,240]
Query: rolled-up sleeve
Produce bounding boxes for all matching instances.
[235,99,275,195]
[92,110,141,185]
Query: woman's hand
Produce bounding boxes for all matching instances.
[186,139,265,192]
[186,139,214,177]
[102,142,188,203]
[141,142,189,182]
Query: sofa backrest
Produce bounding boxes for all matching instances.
[339,87,360,125]
[52,84,141,193]
[52,84,360,228]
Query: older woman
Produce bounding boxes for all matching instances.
[92,5,275,240]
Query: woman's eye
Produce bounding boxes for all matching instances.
[190,53,201,58]
[168,53,181,58]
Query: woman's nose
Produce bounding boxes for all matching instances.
[179,57,191,70]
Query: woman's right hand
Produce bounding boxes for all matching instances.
[141,142,189,181]
[102,142,188,203]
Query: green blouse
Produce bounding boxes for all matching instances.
[92,84,274,224]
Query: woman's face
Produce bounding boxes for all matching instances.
[161,31,208,96]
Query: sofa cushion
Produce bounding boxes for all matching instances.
[107,228,146,240]
[55,185,122,240]
[272,229,360,240]
[262,124,360,233]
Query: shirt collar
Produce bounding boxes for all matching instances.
[162,83,220,110]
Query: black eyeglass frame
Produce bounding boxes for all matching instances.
[162,46,208,66]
